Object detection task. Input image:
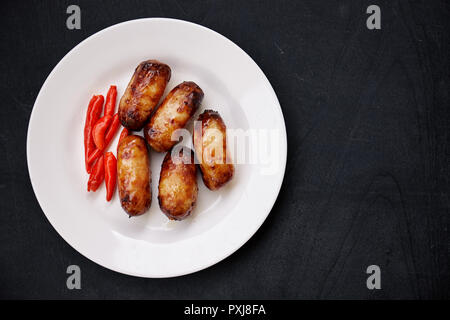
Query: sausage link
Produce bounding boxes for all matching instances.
[193,110,234,190]
[144,81,203,152]
[158,148,198,220]
[119,60,171,130]
[117,135,151,216]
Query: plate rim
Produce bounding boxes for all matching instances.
[26,17,287,278]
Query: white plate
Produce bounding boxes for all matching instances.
[27,18,286,278]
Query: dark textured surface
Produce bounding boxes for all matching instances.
[1,0,449,299]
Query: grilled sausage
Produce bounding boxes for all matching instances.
[119,60,171,130]
[117,135,151,216]
[158,148,198,220]
[193,110,234,190]
[144,81,203,152]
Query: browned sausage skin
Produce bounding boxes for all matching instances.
[144,81,203,152]
[117,135,151,216]
[119,60,171,130]
[158,148,198,220]
[193,110,234,190]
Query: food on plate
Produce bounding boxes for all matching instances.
[88,113,120,166]
[84,95,104,173]
[119,60,171,131]
[117,135,151,216]
[144,81,203,152]
[92,115,113,150]
[104,113,120,148]
[158,148,198,220]
[104,152,117,201]
[193,110,234,190]
[81,64,236,214]
[87,154,105,192]
[104,85,117,117]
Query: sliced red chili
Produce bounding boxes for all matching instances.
[92,115,113,150]
[87,154,105,192]
[85,95,104,173]
[84,95,98,173]
[104,152,117,201]
[105,113,120,147]
[104,85,117,117]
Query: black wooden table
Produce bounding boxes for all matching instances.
[1,0,449,299]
